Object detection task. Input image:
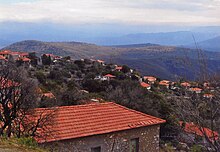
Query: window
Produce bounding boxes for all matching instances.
[91,146,101,152]
[130,138,139,152]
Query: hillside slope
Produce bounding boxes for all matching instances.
[1,40,120,59]
[2,40,220,80]
[197,36,220,51]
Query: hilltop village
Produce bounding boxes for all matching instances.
[0,50,220,151]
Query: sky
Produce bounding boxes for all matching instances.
[0,0,220,26]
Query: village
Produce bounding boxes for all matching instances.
[0,49,220,152]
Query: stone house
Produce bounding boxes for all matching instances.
[34,102,166,152]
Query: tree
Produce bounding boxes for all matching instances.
[0,63,39,137]
[171,85,220,151]
[41,54,52,65]
[122,65,130,73]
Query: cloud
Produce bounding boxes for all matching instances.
[0,0,219,25]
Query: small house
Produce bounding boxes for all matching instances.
[34,102,165,152]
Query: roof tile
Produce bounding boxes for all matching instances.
[33,102,165,143]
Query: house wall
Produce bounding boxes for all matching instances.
[42,125,161,152]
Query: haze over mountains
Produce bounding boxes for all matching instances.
[0,22,220,52]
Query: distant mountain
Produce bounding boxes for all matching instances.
[197,36,220,51]
[1,22,219,47]
[2,40,220,80]
[93,31,218,46]
[111,43,160,48]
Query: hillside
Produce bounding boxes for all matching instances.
[2,40,220,80]
[197,36,220,51]
[1,40,120,59]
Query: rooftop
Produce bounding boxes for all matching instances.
[140,82,150,88]
[180,121,219,140]
[103,74,116,78]
[33,102,165,143]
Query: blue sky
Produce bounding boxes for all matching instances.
[0,0,219,26]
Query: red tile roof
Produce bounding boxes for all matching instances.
[115,66,123,70]
[180,121,219,140]
[190,87,202,92]
[33,102,165,143]
[0,50,12,55]
[104,74,116,78]
[180,82,191,87]
[140,82,150,88]
[42,92,56,99]
[159,80,170,86]
[143,76,157,82]
[20,57,31,62]
[0,55,6,60]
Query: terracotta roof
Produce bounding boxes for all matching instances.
[0,50,11,55]
[0,55,6,60]
[104,74,116,78]
[181,82,191,87]
[115,66,123,70]
[34,102,165,143]
[140,82,150,88]
[143,76,157,82]
[42,92,55,99]
[190,87,202,92]
[159,80,170,86]
[22,57,31,62]
[180,121,219,140]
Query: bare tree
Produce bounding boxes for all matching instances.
[170,85,220,151]
[0,63,39,137]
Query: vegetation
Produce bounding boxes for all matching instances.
[1,50,220,151]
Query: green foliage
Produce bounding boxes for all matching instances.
[74,60,85,69]
[35,71,46,84]
[17,137,37,148]
[122,65,130,73]
[190,145,203,152]
[41,54,51,65]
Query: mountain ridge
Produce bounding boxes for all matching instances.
[2,40,220,80]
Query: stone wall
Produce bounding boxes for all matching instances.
[42,124,161,152]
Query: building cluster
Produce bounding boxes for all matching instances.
[0,50,31,64]
[0,49,219,151]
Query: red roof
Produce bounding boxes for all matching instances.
[159,80,170,86]
[20,57,31,62]
[180,121,219,140]
[181,82,191,87]
[42,92,55,99]
[140,82,150,88]
[33,102,165,143]
[0,55,6,60]
[0,50,12,55]
[144,76,157,82]
[190,87,202,92]
[115,66,123,70]
[104,74,116,78]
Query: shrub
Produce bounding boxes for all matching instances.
[17,137,37,148]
